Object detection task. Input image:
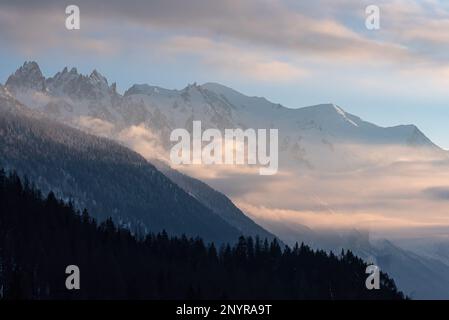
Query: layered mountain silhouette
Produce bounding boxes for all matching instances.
[2,61,449,299]
[0,88,276,244]
[0,171,405,299]
[5,61,445,174]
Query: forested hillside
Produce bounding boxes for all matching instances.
[0,108,243,244]
[0,170,405,299]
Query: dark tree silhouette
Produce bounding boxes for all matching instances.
[0,169,405,300]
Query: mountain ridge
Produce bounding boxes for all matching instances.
[3,61,449,298]
[4,61,438,143]
[0,100,238,243]
[4,61,444,173]
[0,81,278,244]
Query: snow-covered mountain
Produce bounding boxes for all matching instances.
[0,88,278,244]
[4,61,449,298]
[5,61,46,93]
[0,67,280,242]
[6,62,445,174]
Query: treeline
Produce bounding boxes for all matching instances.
[0,169,405,299]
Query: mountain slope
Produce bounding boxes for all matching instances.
[6,62,446,173]
[4,61,449,299]
[153,159,277,241]
[0,96,245,244]
[260,221,449,299]
[0,172,405,299]
[3,62,278,243]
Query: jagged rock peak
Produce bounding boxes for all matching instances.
[5,61,46,92]
[90,69,108,85]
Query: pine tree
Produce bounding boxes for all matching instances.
[0,170,406,300]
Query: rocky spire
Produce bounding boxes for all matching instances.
[5,61,46,93]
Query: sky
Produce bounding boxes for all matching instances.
[1,0,449,149]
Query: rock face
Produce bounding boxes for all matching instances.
[6,61,46,93]
[0,101,243,244]
[0,66,279,245]
[5,62,445,175]
[3,61,449,299]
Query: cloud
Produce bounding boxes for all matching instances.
[160,36,307,82]
[0,4,121,56]
[423,186,449,201]
[75,117,168,161]
[75,116,115,137]
[3,0,449,68]
[238,201,442,231]
[167,146,449,240]
[3,0,449,100]
[117,124,168,162]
